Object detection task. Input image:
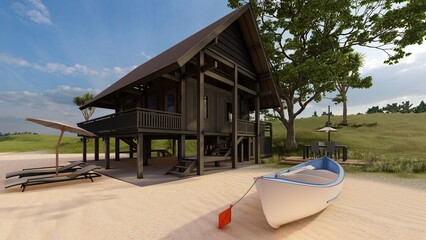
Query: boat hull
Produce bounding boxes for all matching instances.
[255,156,344,228]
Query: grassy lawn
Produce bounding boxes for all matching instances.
[272,112,426,160]
[1,112,426,175]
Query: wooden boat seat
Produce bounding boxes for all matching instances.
[278,169,338,184]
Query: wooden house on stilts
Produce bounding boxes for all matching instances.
[78,4,281,179]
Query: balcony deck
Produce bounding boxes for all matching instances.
[78,108,272,137]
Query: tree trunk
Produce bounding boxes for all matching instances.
[342,100,348,125]
[275,107,298,151]
[285,118,297,150]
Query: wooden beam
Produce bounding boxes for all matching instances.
[239,67,257,80]
[204,49,233,68]
[232,65,238,169]
[197,51,205,175]
[137,133,144,178]
[204,70,234,86]
[162,73,180,82]
[201,61,217,72]
[238,85,257,96]
[204,48,257,80]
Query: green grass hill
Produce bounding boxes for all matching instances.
[2,112,426,161]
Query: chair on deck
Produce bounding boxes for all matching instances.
[311,142,321,159]
[5,165,102,192]
[6,161,86,179]
[326,142,338,159]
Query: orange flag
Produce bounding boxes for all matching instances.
[218,205,233,229]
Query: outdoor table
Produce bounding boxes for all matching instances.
[303,143,347,161]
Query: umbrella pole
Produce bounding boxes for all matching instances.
[56,128,65,175]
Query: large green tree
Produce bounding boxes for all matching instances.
[332,52,372,125]
[73,93,95,121]
[229,0,426,150]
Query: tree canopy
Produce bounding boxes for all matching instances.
[228,0,426,150]
[73,93,95,121]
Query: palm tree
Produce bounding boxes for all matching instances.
[333,52,372,125]
[73,93,95,121]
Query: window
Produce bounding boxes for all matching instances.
[165,90,176,113]
[204,95,209,119]
[227,102,232,122]
[147,95,157,110]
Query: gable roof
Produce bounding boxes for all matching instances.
[83,4,280,110]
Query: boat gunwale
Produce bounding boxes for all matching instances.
[260,156,345,188]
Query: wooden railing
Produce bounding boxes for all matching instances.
[78,108,182,134]
[237,120,272,136]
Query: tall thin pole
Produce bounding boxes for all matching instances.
[328,105,331,142]
[56,128,65,175]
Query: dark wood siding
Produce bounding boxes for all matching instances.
[210,21,255,72]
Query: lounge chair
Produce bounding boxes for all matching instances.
[6,161,86,179]
[4,165,102,192]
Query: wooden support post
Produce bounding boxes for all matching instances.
[105,137,110,169]
[232,65,238,169]
[255,80,260,164]
[172,139,176,156]
[94,137,99,161]
[178,135,186,160]
[143,136,149,166]
[180,65,186,130]
[115,138,120,161]
[129,140,134,158]
[248,137,252,160]
[240,138,244,162]
[82,137,87,162]
[137,133,144,179]
[197,51,205,175]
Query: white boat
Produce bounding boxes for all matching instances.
[255,156,345,228]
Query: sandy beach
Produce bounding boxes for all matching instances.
[0,153,425,240]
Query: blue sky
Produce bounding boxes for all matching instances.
[0,0,425,134]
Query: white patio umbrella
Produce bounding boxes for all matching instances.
[317,126,337,142]
[26,117,96,175]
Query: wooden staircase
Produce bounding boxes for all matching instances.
[165,158,197,177]
[121,138,137,152]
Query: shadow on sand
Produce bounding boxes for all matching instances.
[84,157,241,188]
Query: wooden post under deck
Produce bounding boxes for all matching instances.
[94,137,99,161]
[82,136,87,162]
[196,51,205,175]
[143,136,149,166]
[129,141,134,159]
[255,80,260,164]
[137,133,144,178]
[178,135,185,160]
[105,136,110,169]
[115,138,120,161]
[232,65,238,168]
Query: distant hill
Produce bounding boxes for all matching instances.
[272,112,426,159]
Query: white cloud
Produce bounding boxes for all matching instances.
[0,53,135,78]
[0,86,100,110]
[0,54,30,66]
[12,0,52,25]
[140,51,152,60]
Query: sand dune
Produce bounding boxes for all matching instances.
[0,153,425,240]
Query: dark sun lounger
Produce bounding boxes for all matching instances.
[6,161,86,179]
[5,165,102,192]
